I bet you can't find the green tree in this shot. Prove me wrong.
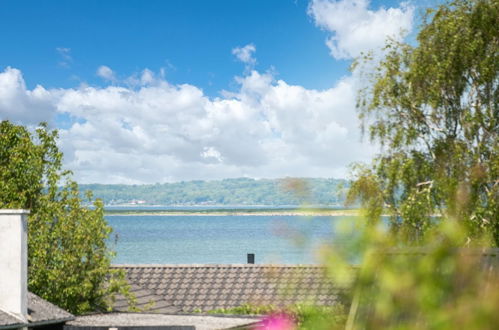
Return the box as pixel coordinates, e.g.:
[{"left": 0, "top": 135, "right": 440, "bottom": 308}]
[
  {"left": 349, "top": 0, "right": 498, "bottom": 244},
  {"left": 0, "top": 120, "right": 131, "bottom": 314}
]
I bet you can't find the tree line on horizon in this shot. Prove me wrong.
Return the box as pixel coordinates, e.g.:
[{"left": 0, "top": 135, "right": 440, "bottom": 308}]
[{"left": 79, "top": 177, "right": 349, "bottom": 206}]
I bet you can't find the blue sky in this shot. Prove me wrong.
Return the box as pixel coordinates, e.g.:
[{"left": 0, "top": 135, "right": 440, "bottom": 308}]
[
  {"left": 2, "top": 0, "right": 351, "bottom": 93},
  {"left": 0, "top": 0, "right": 436, "bottom": 184}
]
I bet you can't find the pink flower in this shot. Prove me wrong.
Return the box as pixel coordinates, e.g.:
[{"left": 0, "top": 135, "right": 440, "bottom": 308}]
[{"left": 254, "top": 312, "right": 297, "bottom": 330}]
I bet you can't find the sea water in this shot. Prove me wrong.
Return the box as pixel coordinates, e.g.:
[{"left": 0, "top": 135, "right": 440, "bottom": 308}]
[{"left": 106, "top": 214, "right": 354, "bottom": 264}]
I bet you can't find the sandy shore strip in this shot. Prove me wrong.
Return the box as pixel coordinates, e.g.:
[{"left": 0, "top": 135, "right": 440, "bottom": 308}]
[{"left": 104, "top": 209, "right": 360, "bottom": 216}]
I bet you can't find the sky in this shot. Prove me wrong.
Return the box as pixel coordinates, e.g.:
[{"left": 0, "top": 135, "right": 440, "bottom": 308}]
[{"left": 0, "top": 0, "right": 436, "bottom": 184}]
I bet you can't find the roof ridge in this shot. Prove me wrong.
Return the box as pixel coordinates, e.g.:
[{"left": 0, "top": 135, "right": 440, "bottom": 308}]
[
  {"left": 112, "top": 264, "right": 325, "bottom": 268},
  {"left": 0, "top": 308, "right": 26, "bottom": 324}
]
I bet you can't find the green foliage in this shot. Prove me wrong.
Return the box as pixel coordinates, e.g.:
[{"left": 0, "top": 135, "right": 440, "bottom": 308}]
[
  {"left": 0, "top": 121, "right": 60, "bottom": 209},
  {"left": 203, "top": 303, "right": 347, "bottom": 329},
  {"left": 79, "top": 177, "right": 349, "bottom": 206},
  {"left": 320, "top": 217, "right": 499, "bottom": 329},
  {"left": 351, "top": 0, "right": 498, "bottom": 244},
  {"left": 204, "top": 303, "right": 277, "bottom": 315},
  {"left": 320, "top": 2, "right": 499, "bottom": 328},
  {"left": 0, "top": 120, "right": 131, "bottom": 314}
]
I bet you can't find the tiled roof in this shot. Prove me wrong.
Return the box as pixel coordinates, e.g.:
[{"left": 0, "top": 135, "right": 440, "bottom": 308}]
[
  {"left": 0, "top": 292, "right": 74, "bottom": 329},
  {"left": 113, "top": 283, "right": 180, "bottom": 314},
  {"left": 112, "top": 264, "right": 349, "bottom": 313},
  {"left": 0, "top": 310, "right": 25, "bottom": 329},
  {"left": 27, "top": 292, "right": 74, "bottom": 325}
]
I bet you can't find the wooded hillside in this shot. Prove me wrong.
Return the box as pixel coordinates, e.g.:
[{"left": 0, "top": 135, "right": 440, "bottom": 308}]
[{"left": 79, "top": 177, "right": 348, "bottom": 206}]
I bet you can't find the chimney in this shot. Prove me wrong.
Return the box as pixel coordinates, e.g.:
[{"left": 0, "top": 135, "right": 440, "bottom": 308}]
[
  {"left": 247, "top": 253, "right": 255, "bottom": 264},
  {"left": 0, "top": 209, "right": 29, "bottom": 321}
]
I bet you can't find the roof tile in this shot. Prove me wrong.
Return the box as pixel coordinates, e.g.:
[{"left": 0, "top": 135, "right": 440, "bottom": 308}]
[{"left": 112, "top": 264, "right": 349, "bottom": 312}]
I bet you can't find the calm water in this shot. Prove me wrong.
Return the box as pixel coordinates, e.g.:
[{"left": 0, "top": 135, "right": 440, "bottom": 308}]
[{"left": 106, "top": 215, "right": 353, "bottom": 264}]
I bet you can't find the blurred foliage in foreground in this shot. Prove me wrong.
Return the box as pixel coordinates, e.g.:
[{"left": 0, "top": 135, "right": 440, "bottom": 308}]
[
  {"left": 201, "top": 303, "right": 347, "bottom": 329},
  {"left": 337, "top": 0, "right": 498, "bottom": 328},
  {"left": 321, "top": 218, "right": 499, "bottom": 329},
  {"left": 330, "top": 0, "right": 498, "bottom": 328}
]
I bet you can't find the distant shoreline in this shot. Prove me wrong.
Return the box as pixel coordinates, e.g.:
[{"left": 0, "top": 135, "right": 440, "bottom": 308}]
[{"left": 104, "top": 208, "right": 360, "bottom": 217}]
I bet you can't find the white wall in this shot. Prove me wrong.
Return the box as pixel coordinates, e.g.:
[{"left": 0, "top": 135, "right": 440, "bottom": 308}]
[{"left": 0, "top": 209, "right": 29, "bottom": 321}]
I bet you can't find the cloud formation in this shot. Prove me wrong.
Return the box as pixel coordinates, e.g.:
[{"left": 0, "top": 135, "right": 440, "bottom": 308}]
[
  {"left": 308, "top": 0, "right": 413, "bottom": 59},
  {"left": 0, "top": 67, "right": 54, "bottom": 125},
  {"left": 96, "top": 65, "right": 116, "bottom": 82},
  {"left": 0, "top": 65, "right": 374, "bottom": 183},
  {"left": 0, "top": 1, "right": 415, "bottom": 184},
  {"left": 232, "top": 44, "right": 257, "bottom": 68},
  {"left": 56, "top": 47, "right": 73, "bottom": 68}
]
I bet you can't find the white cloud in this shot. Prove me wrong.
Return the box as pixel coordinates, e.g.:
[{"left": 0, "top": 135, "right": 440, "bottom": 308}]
[
  {"left": 0, "top": 63, "right": 375, "bottom": 184},
  {"left": 232, "top": 44, "right": 257, "bottom": 68},
  {"left": 0, "top": 67, "right": 55, "bottom": 124},
  {"left": 201, "top": 146, "right": 223, "bottom": 163},
  {"left": 308, "top": 0, "right": 414, "bottom": 59},
  {"left": 0, "top": 1, "right": 419, "bottom": 184},
  {"left": 56, "top": 47, "right": 72, "bottom": 68},
  {"left": 140, "top": 69, "right": 155, "bottom": 85},
  {"left": 96, "top": 65, "right": 116, "bottom": 81}
]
